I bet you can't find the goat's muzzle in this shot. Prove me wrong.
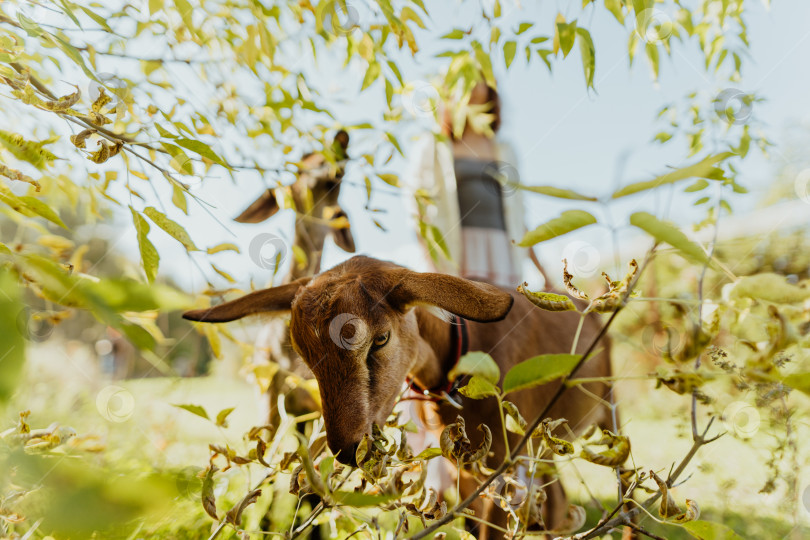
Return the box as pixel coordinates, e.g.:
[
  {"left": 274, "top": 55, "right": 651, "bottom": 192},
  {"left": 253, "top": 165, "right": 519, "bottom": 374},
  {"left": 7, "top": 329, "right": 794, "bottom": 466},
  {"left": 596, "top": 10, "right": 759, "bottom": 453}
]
[{"left": 334, "top": 441, "right": 359, "bottom": 467}]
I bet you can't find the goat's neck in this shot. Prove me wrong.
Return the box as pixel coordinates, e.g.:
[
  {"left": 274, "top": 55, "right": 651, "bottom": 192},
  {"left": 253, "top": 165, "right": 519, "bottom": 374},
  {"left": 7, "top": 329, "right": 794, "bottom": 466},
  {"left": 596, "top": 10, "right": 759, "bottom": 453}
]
[{"left": 409, "top": 307, "right": 456, "bottom": 390}]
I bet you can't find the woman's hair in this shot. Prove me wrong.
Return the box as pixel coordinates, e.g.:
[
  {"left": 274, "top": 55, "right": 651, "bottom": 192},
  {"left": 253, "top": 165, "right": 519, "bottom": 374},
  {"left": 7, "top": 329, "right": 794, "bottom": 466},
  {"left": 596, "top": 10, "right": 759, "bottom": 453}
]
[{"left": 440, "top": 82, "right": 501, "bottom": 139}]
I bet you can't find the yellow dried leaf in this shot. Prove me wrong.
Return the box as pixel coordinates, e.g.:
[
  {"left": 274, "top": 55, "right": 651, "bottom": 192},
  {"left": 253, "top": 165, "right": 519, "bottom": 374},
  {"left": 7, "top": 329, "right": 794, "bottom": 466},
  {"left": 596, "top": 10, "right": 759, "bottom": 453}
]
[
  {"left": 0, "top": 163, "right": 39, "bottom": 190},
  {"left": 37, "top": 234, "right": 74, "bottom": 254},
  {"left": 70, "top": 128, "right": 96, "bottom": 149},
  {"left": 89, "top": 140, "right": 110, "bottom": 163},
  {"left": 517, "top": 282, "right": 578, "bottom": 312},
  {"left": 671, "top": 498, "right": 700, "bottom": 523},
  {"left": 562, "top": 259, "right": 589, "bottom": 300},
  {"left": 579, "top": 428, "right": 631, "bottom": 467},
  {"left": 42, "top": 85, "right": 81, "bottom": 112},
  {"left": 0, "top": 130, "right": 58, "bottom": 169},
  {"left": 91, "top": 86, "right": 112, "bottom": 112},
  {"left": 650, "top": 470, "right": 682, "bottom": 519},
  {"left": 540, "top": 418, "right": 574, "bottom": 456}
]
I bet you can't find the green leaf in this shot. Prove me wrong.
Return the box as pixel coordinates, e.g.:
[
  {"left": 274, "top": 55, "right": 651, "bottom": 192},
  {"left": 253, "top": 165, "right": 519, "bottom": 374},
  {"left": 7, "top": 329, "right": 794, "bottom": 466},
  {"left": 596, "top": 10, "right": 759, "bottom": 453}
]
[
  {"left": 681, "top": 520, "right": 744, "bottom": 540},
  {"left": 77, "top": 5, "right": 113, "bottom": 32},
  {"left": 518, "top": 210, "right": 597, "bottom": 247},
  {"left": 18, "top": 196, "right": 67, "bottom": 228},
  {"left": 384, "top": 78, "right": 393, "bottom": 107},
  {"left": 331, "top": 491, "right": 398, "bottom": 507},
  {"left": 386, "top": 132, "right": 404, "bottom": 156},
  {"left": 576, "top": 28, "right": 596, "bottom": 88},
  {"left": 361, "top": 62, "right": 381, "bottom": 90},
  {"left": 728, "top": 273, "right": 810, "bottom": 304},
  {"left": 645, "top": 42, "right": 660, "bottom": 80},
  {"left": 175, "top": 138, "right": 227, "bottom": 167},
  {"left": 51, "top": 34, "right": 94, "bottom": 78},
  {"left": 0, "top": 131, "right": 58, "bottom": 168},
  {"left": 448, "top": 351, "right": 501, "bottom": 384},
  {"left": 156, "top": 124, "right": 176, "bottom": 139},
  {"left": 472, "top": 41, "right": 495, "bottom": 87},
  {"left": 537, "top": 48, "right": 554, "bottom": 70},
  {"left": 518, "top": 286, "right": 578, "bottom": 312},
  {"left": 684, "top": 179, "right": 709, "bottom": 192},
  {"left": 378, "top": 173, "right": 399, "bottom": 187},
  {"left": 612, "top": 153, "right": 732, "bottom": 198},
  {"left": 161, "top": 143, "right": 194, "bottom": 175},
  {"left": 119, "top": 322, "right": 157, "bottom": 352},
  {"left": 654, "top": 131, "right": 673, "bottom": 143},
  {"left": 319, "top": 455, "right": 335, "bottom": 486},
  {"left": 215, "top": 407, "right": 235, "bottom": 427},
  {"left": 503, "top": 354, "right": 581, "bottom": 394},
  {"left": 629, "top": 212, "right": 709, "bottom": 265},
  {"left": 442, "top": 29, "right": 466, "bottom": 40},
  {"left": 173, "top": 403, "right": 210, "bottom": 420},
  {"left": 414, "top": 447, "right": 443, "bottom": 460},
  {"left": 604, "top": 0, "right": 625, "bottom": 24},
  {"left": 0, "top": 270, "right": 25, "bottom": 403},
  {"left": 144, "top": 206, "right": 198, "bottom": 251},
  {"left": 207, "top": 243, "right": 240, "bottom": 255},
  {"left": 556, "top": 18, "right": 578, "bottom": 57},
  {"left": 516, "top": 22, "right": 533, "bottom": 35},
  {"left": 503, "top": 40, "right": 517, "bottom": 68},
  {"left": 171, "top": 182, "right": 188, "bottom": 214},
  {"left": 516, "top": 184, "right": 596, "bottom": 201},
  {"left": 131, "top": 208, "right": 159, "bottom": 283},
  {"left": 84, "top": 279, "right": 190, "bottom": 312},
  {"left": 17, "top": 13, "right": 43, "bottom": 36},
  {"left": 783, "top": 373, "right": 810, "bottom": 397},
  {"left": 175, "top": 0, "right": 194, "bottom": 29},
  {"left": 458, "top": 376, "right": 500, "bottom": 399}
]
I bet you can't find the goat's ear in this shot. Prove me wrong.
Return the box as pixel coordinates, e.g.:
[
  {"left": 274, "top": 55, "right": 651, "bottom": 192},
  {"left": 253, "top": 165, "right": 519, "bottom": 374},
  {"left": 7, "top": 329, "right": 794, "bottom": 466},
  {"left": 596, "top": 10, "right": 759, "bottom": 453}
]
[
  {"left": 234, "top": 189, "right": 280, "bottom": 224},
  {"left": 331, "top": 208, "right": 356, "bottom": 253},
  {"left": 391, "top": 271, "right": 513, "bottom": 323},
  {"left": 183, "top": 277, "right": 310, "bottom": 323}
]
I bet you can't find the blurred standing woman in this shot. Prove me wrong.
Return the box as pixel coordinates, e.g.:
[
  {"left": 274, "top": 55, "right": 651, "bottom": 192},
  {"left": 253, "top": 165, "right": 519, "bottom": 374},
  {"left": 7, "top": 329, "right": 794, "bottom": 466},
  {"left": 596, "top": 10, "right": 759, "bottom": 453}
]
[{"left": 409, "top": 79, "right": 525, "bottom": 288}]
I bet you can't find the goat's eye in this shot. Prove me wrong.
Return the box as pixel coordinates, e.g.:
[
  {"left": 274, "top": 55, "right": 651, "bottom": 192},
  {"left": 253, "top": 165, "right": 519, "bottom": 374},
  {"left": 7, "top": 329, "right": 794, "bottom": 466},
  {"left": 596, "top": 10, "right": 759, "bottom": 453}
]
[{"left": 372, "top": 332, "right": 390, "bottom": 349}]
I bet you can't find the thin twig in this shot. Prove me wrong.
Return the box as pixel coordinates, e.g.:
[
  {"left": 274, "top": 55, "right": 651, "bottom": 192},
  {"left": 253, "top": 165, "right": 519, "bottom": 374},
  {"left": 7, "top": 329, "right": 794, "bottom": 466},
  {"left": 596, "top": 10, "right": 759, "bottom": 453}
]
[
  {"left": 692, "top": 187, "right": 723, "bottom": 440},
  {"left": 627, "top": 523, "right": 667, "bottom": 540},
  {"left": 206, "top": 522, "right": 227, "bottom": 540}
]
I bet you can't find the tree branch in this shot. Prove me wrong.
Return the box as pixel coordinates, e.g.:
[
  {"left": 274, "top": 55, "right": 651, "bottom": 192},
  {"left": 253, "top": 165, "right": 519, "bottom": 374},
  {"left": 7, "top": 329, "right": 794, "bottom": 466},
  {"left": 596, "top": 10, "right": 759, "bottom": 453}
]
[{"left": 571, "top": 417, "right": 722, "bottom": 539}]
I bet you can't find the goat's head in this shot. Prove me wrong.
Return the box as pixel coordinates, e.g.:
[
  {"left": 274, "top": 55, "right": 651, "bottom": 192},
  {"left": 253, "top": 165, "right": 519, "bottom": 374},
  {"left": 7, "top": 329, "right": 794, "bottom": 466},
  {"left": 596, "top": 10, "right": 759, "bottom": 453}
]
[{"left": 183, "top": 256, "right": 513, "bottom": 465}]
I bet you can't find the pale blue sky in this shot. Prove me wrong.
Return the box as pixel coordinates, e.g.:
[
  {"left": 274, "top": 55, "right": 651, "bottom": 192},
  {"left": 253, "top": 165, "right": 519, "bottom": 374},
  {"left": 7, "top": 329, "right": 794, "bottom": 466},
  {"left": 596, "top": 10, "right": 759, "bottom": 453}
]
[{"left": 99, "top": 0, "right": 810, "bottom": 292}]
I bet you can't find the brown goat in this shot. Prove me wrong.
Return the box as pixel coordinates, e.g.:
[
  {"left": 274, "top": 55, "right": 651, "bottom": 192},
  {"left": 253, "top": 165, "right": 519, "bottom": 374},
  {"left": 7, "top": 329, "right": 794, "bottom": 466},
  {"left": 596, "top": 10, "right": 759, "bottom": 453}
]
[
  {"left": 184, "top": 256, "right": 620, "bottom": 537},
  {"left": 236, "top": 130, "right": 356, "bottom": 426}
]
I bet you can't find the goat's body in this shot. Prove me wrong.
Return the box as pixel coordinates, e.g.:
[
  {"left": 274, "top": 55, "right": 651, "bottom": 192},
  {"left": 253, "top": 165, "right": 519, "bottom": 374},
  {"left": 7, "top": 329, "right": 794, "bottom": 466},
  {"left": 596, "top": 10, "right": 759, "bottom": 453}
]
[{"left": 412, "top": 290, "right": 613, "bottom": 537}]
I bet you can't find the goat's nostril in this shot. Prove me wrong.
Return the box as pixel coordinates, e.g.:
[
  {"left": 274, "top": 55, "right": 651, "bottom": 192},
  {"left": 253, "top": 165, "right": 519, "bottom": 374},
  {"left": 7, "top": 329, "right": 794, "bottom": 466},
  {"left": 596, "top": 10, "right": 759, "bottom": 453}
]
[{"left": 335, "top": 441, "right": 359, "bottom": 467}]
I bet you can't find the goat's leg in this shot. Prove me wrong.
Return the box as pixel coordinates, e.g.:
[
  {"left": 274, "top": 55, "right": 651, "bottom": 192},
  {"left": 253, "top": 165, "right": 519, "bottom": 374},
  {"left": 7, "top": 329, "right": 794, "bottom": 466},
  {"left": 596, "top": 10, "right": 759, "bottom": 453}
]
[{"left": 540, "top": 471, "right": 570, "bottom": 535}]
